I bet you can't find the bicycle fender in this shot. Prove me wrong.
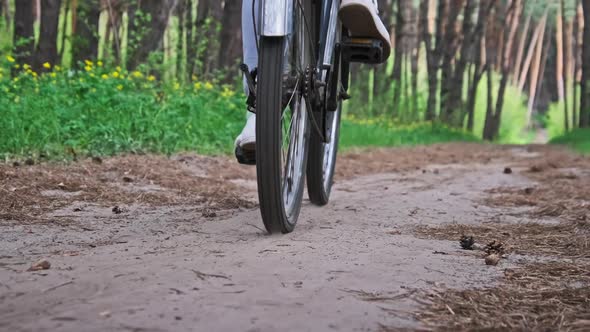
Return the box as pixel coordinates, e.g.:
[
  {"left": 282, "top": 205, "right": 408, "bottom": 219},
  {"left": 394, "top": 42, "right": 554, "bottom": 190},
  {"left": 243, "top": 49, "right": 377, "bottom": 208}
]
[{"left": 260, "top": 0, "right": 294, "bottom": 37}]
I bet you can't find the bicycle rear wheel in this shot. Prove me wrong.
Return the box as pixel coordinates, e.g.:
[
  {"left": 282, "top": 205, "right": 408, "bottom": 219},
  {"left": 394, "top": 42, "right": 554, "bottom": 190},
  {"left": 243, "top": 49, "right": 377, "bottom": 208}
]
[
  {"left": 256, "top": 1, "right": 315, "bottom": 233},
  {"left": 307, "top": 25, "right": 346, "bottom": 206}
]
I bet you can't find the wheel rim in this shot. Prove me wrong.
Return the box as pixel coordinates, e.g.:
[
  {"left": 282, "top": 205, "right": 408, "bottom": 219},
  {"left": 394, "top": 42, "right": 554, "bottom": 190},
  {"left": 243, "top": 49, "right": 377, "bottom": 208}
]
[
  {"left": 321, "top": 106, "right": 340, "bottom": 192},
  {"left": 279, "top": 3, "right": 313, "bottom": 222}
]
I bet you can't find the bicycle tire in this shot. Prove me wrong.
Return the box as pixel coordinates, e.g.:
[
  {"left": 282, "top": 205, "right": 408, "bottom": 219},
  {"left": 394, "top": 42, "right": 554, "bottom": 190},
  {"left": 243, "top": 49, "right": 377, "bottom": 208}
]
[{"left": 256, "top": 36, "right": 310, "bottom": 234}]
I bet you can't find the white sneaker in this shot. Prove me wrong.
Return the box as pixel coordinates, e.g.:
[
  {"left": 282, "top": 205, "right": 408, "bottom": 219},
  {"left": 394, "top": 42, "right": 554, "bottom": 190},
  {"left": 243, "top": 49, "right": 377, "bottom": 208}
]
[
  {"left": 235, "top": 114, "right": 256, "bottom": 165},
  {"left": 339, "top": 0, "right": 391, "bottom": 61}
]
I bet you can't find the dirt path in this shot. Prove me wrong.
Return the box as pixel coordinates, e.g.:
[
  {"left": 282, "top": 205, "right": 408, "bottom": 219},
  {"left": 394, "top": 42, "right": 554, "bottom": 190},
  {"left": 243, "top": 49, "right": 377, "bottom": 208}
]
[{"left": 1, "top": 144, "right": 588, "bottom": 331}]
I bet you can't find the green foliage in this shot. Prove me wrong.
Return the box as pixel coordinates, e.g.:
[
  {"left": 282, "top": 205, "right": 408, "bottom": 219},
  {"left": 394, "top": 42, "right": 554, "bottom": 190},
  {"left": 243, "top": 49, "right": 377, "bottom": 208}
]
[
  {"left": 550, "top": 128, "right": 590, "bottom": 154},
  {"left": 340, "top": 116, "right": 479, "bottom": 149},
  {"left": 545, "top": 86, "right": 578, "bottom": 139},
  {"left": 0, "top": 57, "right": 482, "bottom": 160},
  {"left": 0, "top": 59, "right": 244, "bottom": 159},
  {"left": 472, "top": 74, "right": 533, "bottom": 144}
]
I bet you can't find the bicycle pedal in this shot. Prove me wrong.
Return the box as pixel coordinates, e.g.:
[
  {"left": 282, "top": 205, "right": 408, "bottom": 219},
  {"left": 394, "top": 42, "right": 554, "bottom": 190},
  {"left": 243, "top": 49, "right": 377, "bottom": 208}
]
[
  {"left": 341, "top": 38, "right": 384, "bottom": 64},
  {"left": 235, "top": 145, "right": 256, "bottom": 165}
]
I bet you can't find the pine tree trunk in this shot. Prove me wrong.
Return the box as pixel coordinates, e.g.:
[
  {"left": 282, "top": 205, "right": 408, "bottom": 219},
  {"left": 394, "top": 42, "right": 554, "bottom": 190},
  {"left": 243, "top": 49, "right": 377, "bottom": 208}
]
[
  {"left": 13, "top": 0, "right": 35, "bottom": 67},
  {"left": 518, "top": 12, "right": 548, "bottom": 93},
  {"left": 0, "top": 0, "right": 9, "bottom": 26},
  {"left": 185, "top": 0, "right": 195, "bottom": 79},
  {"left": 439, "top": 0, "right": 464, "bottom": 126},
  {"left": 580, "top": 1, "right": 590, "bottom": 127},
  {"left": 218, "top": 0, "right": 242, "bottom": 75},
  {"left": 35, "top": 0, "right": 62, "bottom": 72},
  {"left": 72, "top": 0, "right": 101, "bottom": 65},
  {"left": 559, "top": 0, "right": 570, "bottom": 131},
  {"left": 176, "top": 0, "right": 185, "bottom": 79},
  {"left": 391, "top": 0, "right": 407, "bottom": 113},
  {"left": 127, "top": 0, "right": 176, "bottom": 71},
  {"left": 526, "top": 15, "right": 548, "bottom": 128}
]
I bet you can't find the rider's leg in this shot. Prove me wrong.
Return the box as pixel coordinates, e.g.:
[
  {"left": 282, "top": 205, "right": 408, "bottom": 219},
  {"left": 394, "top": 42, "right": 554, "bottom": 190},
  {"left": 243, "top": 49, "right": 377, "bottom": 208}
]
[
  {"left": 235, "top": 0, "right": 258, "bottom": 159},
  {"left": 339, "top": 0, "right": 391, "bottom": 59}
]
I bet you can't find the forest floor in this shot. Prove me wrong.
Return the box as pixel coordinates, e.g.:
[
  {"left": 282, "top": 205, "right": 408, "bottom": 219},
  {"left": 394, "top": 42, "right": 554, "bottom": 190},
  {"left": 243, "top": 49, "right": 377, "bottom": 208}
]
[{"left": 1, "top": 143, "right": 589, "bottom": 331}]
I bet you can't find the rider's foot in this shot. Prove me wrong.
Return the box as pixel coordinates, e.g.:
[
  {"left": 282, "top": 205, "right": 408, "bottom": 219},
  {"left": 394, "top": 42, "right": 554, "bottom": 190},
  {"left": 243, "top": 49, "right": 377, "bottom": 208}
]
[
  {"left": 235, "top": 114, "right": 256, "bottom": 165},
  {"left": 339, "top": 0, "right": 391, "bottom": 61}
]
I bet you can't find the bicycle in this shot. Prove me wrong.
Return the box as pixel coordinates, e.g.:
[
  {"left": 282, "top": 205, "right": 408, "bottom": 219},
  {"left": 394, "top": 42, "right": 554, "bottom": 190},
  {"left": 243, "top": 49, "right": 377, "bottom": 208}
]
[{"left": 241, "top": 0, "right": 385, "bottom": 233}]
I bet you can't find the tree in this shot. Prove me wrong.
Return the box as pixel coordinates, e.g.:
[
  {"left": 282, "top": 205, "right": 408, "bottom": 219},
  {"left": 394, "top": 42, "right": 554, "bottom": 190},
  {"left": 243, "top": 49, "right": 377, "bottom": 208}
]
[
  {"left": 34, "top": 0, "right": 62, "bottom": 71},
  {"left": 127, "top": 0, "right": 177, "bottom": 71},
  {"left": 218, "top": 1, "right": 242, "bottom": 76},
  {"left": 580, "top": 0, "right": 590, "bottom": 127},
  {"left": 13, "top": 0, "right": 35, "bottom": 67},
  {"left": 72, "top": 0, "right": 101, "bottom": 64}
]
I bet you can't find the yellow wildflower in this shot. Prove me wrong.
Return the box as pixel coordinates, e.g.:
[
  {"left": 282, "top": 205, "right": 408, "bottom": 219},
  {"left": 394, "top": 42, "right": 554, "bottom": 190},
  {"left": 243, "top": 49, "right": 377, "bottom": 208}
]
[
  {"left": 84, "top": 65, "right": 92, "bottom": 72},
  {"left": 55, "top": 65, "right": 62, "bottom": 71},
  {"left": 31, "top": 72, "right": 38, "bottom": 78},
  {"left": 97, "top": 61, "right": 103, "bottom": 67},
  {"left": 174, "top": 82, "right": 180, "bottom": 90},
  {"left": 14, "top": 64, "right": 20, "bottom": 69},
  {"left": 101, "top": 74, "right": 109, "bottom": 80},
  {"left": 6, "top": 55, "right": 15, "bottom": 63},
  {"left": 147, "top": 75, "right": 156, "bottom": 82},
  {"left": 194, "top": 82, "right": 202, "bottom": 90},
  {"left": 89, "top": 73, "right": 95, "bottom": 77},
  {"left": 43, "top": 62, "right": 51, "bottom": 69},
  {"left": 204, "top": 82, "right": 214, "bottom": 90},
  {"left": 221, "top": 87, "right": 235, "bottom": 98},
  {"left": 132, "top": 71, "right": 143, "bottom": 79},
  {"left": 23, "top": 64, "right": 31, "bottom": 70},
  {"left": 13, "top": 77, "right": 19, "bottom": 83},
  {"left": 112, "top": 71, "right": 120, "bottom": 78},
  {"left": 117, "top": 85, "right": 123, "bottom": 91},
  {"left": 84, "top": 60, "right": 93, "bottom": 66},
  {"left": 50, "top": 73, "right": 57, "bottom": 78},
  {"left": 116, "top": 66, "right": 122, "bottom": 72}
]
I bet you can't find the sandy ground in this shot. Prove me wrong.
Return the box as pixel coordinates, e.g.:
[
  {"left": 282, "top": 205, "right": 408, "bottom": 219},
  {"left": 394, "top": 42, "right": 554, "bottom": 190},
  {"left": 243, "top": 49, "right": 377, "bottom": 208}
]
[{"left": 1, "top": 144, "right": 588, "bottom": 331}]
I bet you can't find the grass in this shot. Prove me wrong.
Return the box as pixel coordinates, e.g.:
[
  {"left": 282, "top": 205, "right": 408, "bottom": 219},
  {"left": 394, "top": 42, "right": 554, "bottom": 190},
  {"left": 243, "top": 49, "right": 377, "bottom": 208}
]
[
  {"left": 550, "top": 128, "right": 590, "bottom": 154},
  {"left": 340, "top": 117, "right": 478, "bottom": 150},
  {"left": 0, "top": 59, "right": 482, "bottom": 160}
]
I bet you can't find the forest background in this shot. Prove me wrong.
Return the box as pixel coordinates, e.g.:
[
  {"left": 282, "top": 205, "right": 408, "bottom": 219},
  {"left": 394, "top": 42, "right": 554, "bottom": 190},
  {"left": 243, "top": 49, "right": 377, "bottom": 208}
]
[{"left": 0, "top": 0, "right": 589, "bottom": 159}]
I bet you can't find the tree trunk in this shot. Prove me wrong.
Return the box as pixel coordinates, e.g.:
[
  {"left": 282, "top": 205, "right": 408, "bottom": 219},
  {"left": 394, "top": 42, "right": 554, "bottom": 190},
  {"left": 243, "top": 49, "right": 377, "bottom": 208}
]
[
  {"left": 373, "top": 0, "right": 392, "bottom": 105},
  {"left": 185, "top": 0, "right": 195, "bottom": 79},
  {"left": 512, "top": 13, "right": 531, "bottom": 84},
  {"left": 35, "top": 0, "right": 62, "bottom": 72},
  {"left": 127, "top": 0, "right": 176, "bottom": 71},
  {"left": 58, "top": 0, "right": 70, "bottom": 64},
  {"left": 195, "top": 0, "right": 222, "bottom": 75},
  {"left": 580, "top": 0, "right": 590, "bottom": 127},
  {"left": 2, "top": 0, "right": 10, "bottom": 27},
  {"left": 488, "top": 0, "right": 520, "bottom": 140},
  {"left": 391, "top": 0, "right": 407, "bottom": 113},
  {"left": 72, "top": 0, "right": 101, "bottom": 65},
  {"left": 218, "top": 0, "right": 242, "bottom": 75},
  {"left": 439, "top": 0, "right": 464, "bottom": 126},
  {"left": 465, "top": 0, "right": 491, "bottom": 131},
  {"left": 559, "top": 0, "right": 569, "bottom": 131},
  {"left": 526, "top": 15, "right": 548, "bottom": 128},
  {"left": 518, "top": 12, "right": 548, "bottom": 93},
  {"left": 483, "top": 65, "right": 495, "bottom": 140},
  {"left": 176, "top": 0, "right": 185, "bottom": 78},
  {"left": 13, "top": 0, "right": 36, "bottom": 67}
]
